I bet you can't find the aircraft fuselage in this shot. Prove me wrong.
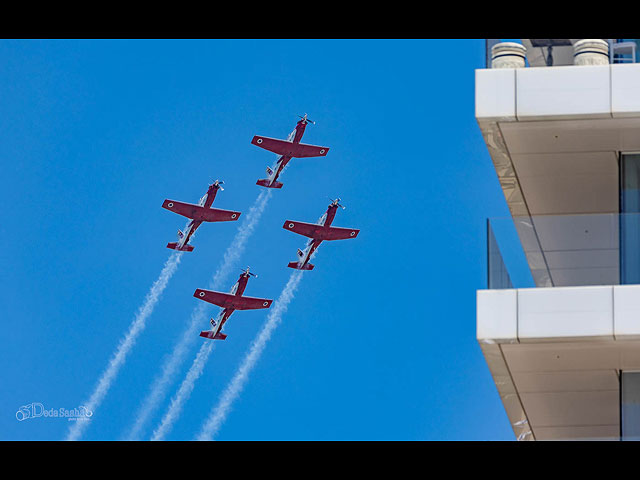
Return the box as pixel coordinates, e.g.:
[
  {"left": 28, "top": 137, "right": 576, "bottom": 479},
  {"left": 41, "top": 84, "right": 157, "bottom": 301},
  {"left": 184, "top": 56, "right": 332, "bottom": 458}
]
[{"left": 176, "top": 183, "right": 220, "bottom": 249}]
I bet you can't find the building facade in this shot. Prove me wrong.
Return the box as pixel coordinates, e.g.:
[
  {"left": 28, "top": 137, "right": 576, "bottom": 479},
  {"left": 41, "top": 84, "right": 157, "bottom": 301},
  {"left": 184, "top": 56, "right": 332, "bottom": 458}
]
[{"left": 476, "top": 39, "right": 640, "bottom": 440}]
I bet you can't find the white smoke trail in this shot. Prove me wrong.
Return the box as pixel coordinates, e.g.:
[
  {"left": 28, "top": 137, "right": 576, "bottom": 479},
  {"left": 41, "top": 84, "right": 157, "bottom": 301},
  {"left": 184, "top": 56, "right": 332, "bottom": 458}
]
[
  {"left": 151, "top": 341, "right": 214, "bottom": 440},
  {"left": 124, "top": 189, "right": 272, "bottom": 440},
  {"left": 195, "top": 269, "right": 304, "bottom": 441},
  {"left": 65, "top": 250, "right": 183, "bottom": 441}
]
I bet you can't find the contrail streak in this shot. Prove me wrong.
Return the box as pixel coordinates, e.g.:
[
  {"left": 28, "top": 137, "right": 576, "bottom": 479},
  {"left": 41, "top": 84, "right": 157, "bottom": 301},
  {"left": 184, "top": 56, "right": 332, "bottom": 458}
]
[
  {"left": 195, "top": 269, "right": 304, "bottom": 441},
  {"left": 151, "top": 341, "right": 214, "bottom": 440},
  {"left": 65, "top": 250, "right": 183, "bottom": 441},
  {"left": 124, "top": 189, "right": 272, "bottom": 440}
]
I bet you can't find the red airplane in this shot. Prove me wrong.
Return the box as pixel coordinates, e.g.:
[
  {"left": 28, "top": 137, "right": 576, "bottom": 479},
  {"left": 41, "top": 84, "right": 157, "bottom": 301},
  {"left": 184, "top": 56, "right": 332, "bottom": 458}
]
[
  {"left": 283, "top": 198, "right": 360, "bottom": 270},
  {"left": 194, "top": 267, "right": 273, "bottom": 340},
  {"left": 161, "top": 180, "right": 241, "bottom": 252},
  {"left": 252, "top": 114, "right": 330, "bottom": 189}
]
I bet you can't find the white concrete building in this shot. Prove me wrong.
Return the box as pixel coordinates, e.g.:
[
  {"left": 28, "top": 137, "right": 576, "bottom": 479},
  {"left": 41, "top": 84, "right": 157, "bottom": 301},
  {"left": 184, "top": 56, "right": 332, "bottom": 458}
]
[{"left": 476, "top": 39, "right": 640, "bottom": 440}]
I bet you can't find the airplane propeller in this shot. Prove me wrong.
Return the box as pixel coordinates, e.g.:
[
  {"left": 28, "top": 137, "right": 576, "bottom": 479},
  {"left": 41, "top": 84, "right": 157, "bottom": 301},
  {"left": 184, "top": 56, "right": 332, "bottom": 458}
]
[
  {"left": 241, "top": 266, "right": 258, "bottom": 278},
  {"left": 329, "top": 197, "right": 346, "bottom": 210},
  {"left": 298, "top": 113, "right": 315, "bottom": 125},
  {"left": 213, "top": 179, "right": 225, "bottom": 191}
]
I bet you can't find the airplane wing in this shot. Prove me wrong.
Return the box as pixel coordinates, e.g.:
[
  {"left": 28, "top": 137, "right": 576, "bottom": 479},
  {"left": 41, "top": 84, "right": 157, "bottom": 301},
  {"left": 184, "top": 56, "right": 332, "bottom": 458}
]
[
  {"left": 283, "top": 221, "right": 359, "bottom": 241},
  {"left": 231, "top": 295, "right": 274, "bottom": 310},
  {"left": 320, "top": 226, "right": 360, "bottom": 241},
  {"left": 251, "top": 136, "right": 329, "bottom": 158},
  {"left": 194, "top": 289, "right": 273, "bottom": 310},
  {"left": 282, "top": 220, "right": 320, "bottom": 239},
  {"left": 162, "top": 200, "right": 241, "bottom": 222}
]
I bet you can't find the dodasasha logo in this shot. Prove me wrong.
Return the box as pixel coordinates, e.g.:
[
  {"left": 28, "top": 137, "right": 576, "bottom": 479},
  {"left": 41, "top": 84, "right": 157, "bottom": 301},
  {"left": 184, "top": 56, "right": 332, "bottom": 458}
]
[{"left": 16, "top": 402, "right": 93, "bottom": 422}]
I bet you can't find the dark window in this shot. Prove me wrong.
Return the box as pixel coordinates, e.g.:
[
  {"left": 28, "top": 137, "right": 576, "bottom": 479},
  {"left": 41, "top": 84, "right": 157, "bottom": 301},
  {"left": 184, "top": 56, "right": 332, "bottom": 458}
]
[
  {"left": 621, "top": 371, "right": 640, "bottom": 440},
  {"left": 620, "top": 154, "right": 640, "bottom": 284}
]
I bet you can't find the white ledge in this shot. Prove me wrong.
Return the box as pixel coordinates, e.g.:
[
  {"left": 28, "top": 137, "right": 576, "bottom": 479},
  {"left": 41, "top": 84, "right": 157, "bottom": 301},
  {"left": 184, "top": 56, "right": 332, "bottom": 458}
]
[
  {"left": 476, "top": 64, "right": 640, "bottom": 122},
  {"left": 477, "top": 284, "right": 640, "bottom": 343}
]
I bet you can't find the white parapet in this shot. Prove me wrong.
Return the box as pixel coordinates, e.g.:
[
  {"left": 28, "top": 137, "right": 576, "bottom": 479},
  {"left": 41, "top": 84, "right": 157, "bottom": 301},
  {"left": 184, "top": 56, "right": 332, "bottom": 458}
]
[
  {"left": 475, "top": 68, "right": 516, "bottom": 122},
  {"left": 517, "top": 286, "right": 614, "bottom": 342},
  {"left": 477, "top": 284, "right": 640, "bottom": 343},
  {"left": 476, "top": 63, "right": 640, "bottom": 122},
  {"left": 613, "top": 285, "right": 640, "bottom": 339},
  {"left": 611, "top": 63, "right": 640, "bottom": 117},
  {"left": 476, "top": 289, "right": 518, "bottom": 343},
  {"left": 516, "top": 65, "right": 611, "bottom": 120}
]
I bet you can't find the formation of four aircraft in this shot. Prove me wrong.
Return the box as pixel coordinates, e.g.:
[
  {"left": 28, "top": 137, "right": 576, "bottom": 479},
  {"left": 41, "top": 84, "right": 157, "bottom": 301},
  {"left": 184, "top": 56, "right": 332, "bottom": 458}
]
[{"left": 161, "top": 115, "right": 360, "bottom": 341}]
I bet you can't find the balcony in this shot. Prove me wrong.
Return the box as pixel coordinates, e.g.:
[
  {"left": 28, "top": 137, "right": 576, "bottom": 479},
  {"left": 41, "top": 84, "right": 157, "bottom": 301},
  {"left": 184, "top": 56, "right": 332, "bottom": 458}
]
[{"left": 479, "top": 212, "right": 640, "bottom": 440}]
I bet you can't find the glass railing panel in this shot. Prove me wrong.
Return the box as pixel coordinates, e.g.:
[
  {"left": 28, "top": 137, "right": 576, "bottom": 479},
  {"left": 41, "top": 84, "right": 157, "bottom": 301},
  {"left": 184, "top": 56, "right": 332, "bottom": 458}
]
[
  {"left": 487, "top": 219, "right": 513, "bottom": 289},
  {"left": 487, "top": 216, "right": 535, "bottom": 289},
  {"left": 487, "top": 213, "right": 640, "bottom": 289}
]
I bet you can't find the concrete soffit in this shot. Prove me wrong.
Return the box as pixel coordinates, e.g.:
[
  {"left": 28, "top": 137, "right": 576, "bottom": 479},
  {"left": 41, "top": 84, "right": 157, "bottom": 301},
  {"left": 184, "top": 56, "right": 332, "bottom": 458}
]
[
  {"left": 480, "top": 342, "right": 535, "bottom": 440},
  {"left": 478, "top": 120, "right": 531, "bottom": 219}
]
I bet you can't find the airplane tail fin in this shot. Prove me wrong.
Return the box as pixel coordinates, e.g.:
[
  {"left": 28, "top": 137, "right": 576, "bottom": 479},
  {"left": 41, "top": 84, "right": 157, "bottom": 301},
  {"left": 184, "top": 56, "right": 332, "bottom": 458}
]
[
  {"left": 167, "top": 242, "right": 194, "bottom": 252},
  {"left": 287, "top": 261, "right": 314, "bottom": 270},
  {"left": 256, "top": 179, "right": 283, "bottom": 189},
  {"left": 200, "top": 330, "right": 227, "bottom": 340}
]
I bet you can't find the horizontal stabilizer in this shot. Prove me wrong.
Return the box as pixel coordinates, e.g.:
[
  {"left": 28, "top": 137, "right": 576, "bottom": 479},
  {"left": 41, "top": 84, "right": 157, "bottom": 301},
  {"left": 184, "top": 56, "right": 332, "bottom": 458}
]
[
  {"left": 283, "top": 220, "right": 360, "bottom": 241},
  {"left": 251, "top": 135, "right": 329, "bottom": 158},
  {"left": 200, "top": 330, "right": 227, "bottom": 340},
  {"left": 256, "top": 179, "right": 283, "bottom": 189},
  {"left": 194, "top": 289, "right": 273, "bottom": 310},
  {"left": 162, "top": 199, "right": 241, "bottom": 222},
  {"left": 287, "top": 261, "right": 314, "bottom": 270},
  {"left": 167, "top": 242, "right": 194, "bottom": 252}
]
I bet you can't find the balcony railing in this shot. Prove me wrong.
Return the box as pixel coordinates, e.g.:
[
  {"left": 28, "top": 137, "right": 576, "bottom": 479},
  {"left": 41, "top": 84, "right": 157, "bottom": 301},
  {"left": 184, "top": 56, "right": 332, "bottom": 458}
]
[{"left": 487, "top": 213, "right": 640, "bottom": 289}]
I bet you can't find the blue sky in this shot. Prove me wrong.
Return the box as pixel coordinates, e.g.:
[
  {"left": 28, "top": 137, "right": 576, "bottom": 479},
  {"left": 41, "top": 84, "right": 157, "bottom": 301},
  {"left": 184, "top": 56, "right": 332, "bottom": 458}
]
[{"left": 0, "top": 39, "right": 516, "bottom": 440}]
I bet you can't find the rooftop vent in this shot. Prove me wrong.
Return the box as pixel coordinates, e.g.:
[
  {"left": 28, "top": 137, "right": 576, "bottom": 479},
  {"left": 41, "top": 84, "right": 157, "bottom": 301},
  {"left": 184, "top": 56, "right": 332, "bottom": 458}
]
[
  {"left": 573, "top": 39, "right": 610, "bottom": 65},
  {"left": 491, "top": 42, "right": 527, "bottom": 69}
]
